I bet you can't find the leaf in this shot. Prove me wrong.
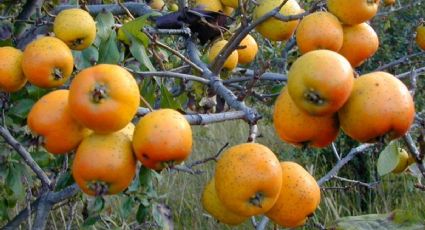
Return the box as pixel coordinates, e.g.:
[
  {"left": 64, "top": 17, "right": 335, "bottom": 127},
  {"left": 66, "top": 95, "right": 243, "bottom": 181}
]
[
  {"left": 329, "top": 210, "right": 425, "bottom": 230},
  {"left": 31, "top": 150, "right": 51, "bottom": 168},
  {"left": 95, "top": 11, "right": 115, "bottom": 41},
  {"left": 8, "top": 99, "right": 35, "bottom": 119},
  {"left": 377, "top": 140, "right": 400, "bottom": 176},
  {"left": 98, "top": 31, "right": 120, "bottom": 64},
  {"left": 0, "top": 198, "right": 8, "bottom": 221},
  {"left": 26, "top": 85, "right": 48, "bottom": 99},
  {"left": 139, "top": 166, "right": 153, "bottom": 189},
  {"left": 6, "top": 163, "right": 25, "bottom": 200},
  {"left": 91, "top": 196, "right": 105, "bottom": 213},
  {"left": 119, "top": 14, "right": 158, "bottom": 47},
  {"left": 119, "top": 196, "right": 134, "bottom": 219},
  {"left": 160, "top": 85, "right": 182, "bottom": 110},
  {"left": 140, "top": 78, "right": 157, "bottom": 107},
  {"left": 129, "top": 39, "right": 156, "bottom": 71},
  {"left": 54, "top": 171, "right": 74, "bottom": 191},
  {"left": 72, "top": 46, "right": 99, "bottom": 70},
  {"left": 136, "top": 203, "right": 150, "bottom": 223},
  {"left": 82, "top": 215, "right": 101, "bottom": 227}
]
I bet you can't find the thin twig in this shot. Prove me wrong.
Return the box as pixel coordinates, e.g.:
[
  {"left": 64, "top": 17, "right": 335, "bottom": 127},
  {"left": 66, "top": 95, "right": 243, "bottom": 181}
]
[
  {"left": 331, "top": 142, "right": 341, "bottom": 161},
  {"left": 375, "top": 52, "right": 425, "bottom": 71},
  {"left": 403, "top": 133, "right": 425, "bottom": 180},
  {"left": 128, "top": 69, "right": 210, "bottom": 84}
]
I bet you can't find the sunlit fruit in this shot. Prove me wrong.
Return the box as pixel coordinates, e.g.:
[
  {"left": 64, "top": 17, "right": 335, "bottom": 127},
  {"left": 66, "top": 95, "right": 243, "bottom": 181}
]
[
  {"left": 392, "top": 148, "right": 409, "bottom": 174},
  {"left": 195, "top": 0, "right": 223, "bottom": 12},
  {"left": 208, "top": 40, "right": 239, "bottom": 70},
  {"left": 416, "top": 24, "right": 425, "bottom": 51},
  {"left": 0, "top": 46, "right": 27, "bottom": 92},
  {"left": 327, "top": 0, "right": 380, "bottom": 25},
  {"left": 237, "top": 34, "right": 258, "bottom": 64},
  {"left": 150, "top": 0, "right": 165, "bottom": 10}
]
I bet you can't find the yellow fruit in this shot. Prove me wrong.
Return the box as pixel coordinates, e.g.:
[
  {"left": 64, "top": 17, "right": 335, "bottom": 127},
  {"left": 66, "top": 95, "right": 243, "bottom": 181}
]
[
  {"left": 237, "top": 34, "right": 258, "bottom": 64},
  {"left": 119, "top": 122, "right": 135, "bottom": 140},
  {"left": 215, "top": 143, "right": 282, "bottom": 216},
  {"left": 150, "top": 0, "right": 165, "bottom": 10},
  {"left": 169, "top": 3, "right": 179, "bottom": 11},
  {"left": 196, "top": 0, "right": 223, "bottom": 12},
  {"left": 202, "top": 178, "right": 248, "bottom": 225},
  {"left": 221, "top": 0, "right": 237, "bottom": 8},
  {"left": 392, "top": 148, "right": 409, "bottom": 174},
  {"left": 223, "top": 6, "right": 234, "bottom": 16},
  {"left": 254, "top": 0, "right": 302, "bottom": 41},
  {"left": 53, "top": 8, "right": 96, "bottom": 50},
  {"left": 266, "top": 162, "right": 321, "bottom": 228},
  {"left": 327, "top": 0, "right": 380, "bottom": 25},
  {"left": 208, "top": 40, "right": 238, "bottom": 70},
  {"left": 416, "top": 24, "right": 425, "bottom": 51},
  {"left": 0, "top": 47, "right": 27, "bottom": 92}
]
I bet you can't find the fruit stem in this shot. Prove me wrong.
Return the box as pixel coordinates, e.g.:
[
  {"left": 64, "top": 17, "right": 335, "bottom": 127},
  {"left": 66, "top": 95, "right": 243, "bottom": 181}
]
[
  {"left": 91, "top": 84, "right": 108, "bottom": 103},
  {"left": 249, "top": 192, "right": 264, "bottom": 208},
  {"left": 88, "top": 181, "right": 109, "bottom": 196},
  {"left": 304, "top": 89, "right": 325, "bottom": 105}
]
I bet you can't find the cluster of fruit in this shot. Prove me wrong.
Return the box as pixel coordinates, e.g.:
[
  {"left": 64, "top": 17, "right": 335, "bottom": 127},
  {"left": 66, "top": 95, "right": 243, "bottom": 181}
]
[{"left": 202, "top": 143, "right": 320, "bottom": 228}]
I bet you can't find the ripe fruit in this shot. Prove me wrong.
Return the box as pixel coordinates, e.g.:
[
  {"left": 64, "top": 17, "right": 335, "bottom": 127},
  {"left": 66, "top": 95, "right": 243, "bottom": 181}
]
[
  {"left": 327, "top": 0, "right": 380, "bottom": 25},
  {"left": 27, "top": 90, "right": 91, "bottom": 154},
  {"left": 53, "top": 8, "right": 96, "bottom": 50},
  {"left": 383, "top": 0, "right": 396, "bottom": 6},
  {"left": 392, "top": 148, "right": 409, "bottom": 174},
  {"left": 22, "top": 36, "right": 74, "bottom": 88},
  {"left": 273, "top": 87, "right": 339, "bottom": 148},
  {"left": 416, "top": 24, "right": 425, "bottom": 51},
  {"left": 295, "top": 11, "right": 343, "bottom": 54},
  {"left": 72, "top": 132, "right": 137, "bottom": 196},
  {"left": 338, "top": 72, "right": 415, "bottom": 142},
  {"left": 68, "top": 64, "right": 140, "bottom": 134},
  {"left": 132, "top": 109, "right": 192, "bottom": 170},
  {"left": 202, "top": 178, "right": 248, "bottom": 225},
  {"left": 0, "top": 47, "right": 27, "bottom": 92},
  {"left": 220, "top": 0, "right": 237, "bottom": 8},
  {"left": 150, "top": 0, "right": 165, "bottom": 10},
  {"left": 195, "top": 0, "right": 223, "bottom": 12},
  {"left": 254, "top": 0, "right": 302, "bottom": 41},
  {"left": 215, "top": 143, "right": 282, "bottom": 216},
  {"left": 223, "top": 6, "right": 234, "bottom": 16},
  {"left": 287, "top": 49, "right": 354, "bottom": 116},
  {"left": 119, "top": 122, "right": 135, "bottom": 140},
  {"left": 208, "top": 40, "right": 238, "bottom": 70},
  {"left": 169, "top": 3, "right": 179, "bottom": 11},
  {"left": 266, "top": 162, "right": 320, "bottom": 228},
  {"left": 237, "top": 34, "right": 258, "bottom": 64},
  {"left": 338, "top": 23, "right": 379, "bottom": 67}
]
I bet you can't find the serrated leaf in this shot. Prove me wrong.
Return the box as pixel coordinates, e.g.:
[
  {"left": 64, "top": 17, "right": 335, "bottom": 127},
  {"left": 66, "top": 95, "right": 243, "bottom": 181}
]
[
  {"left": 329, "top": 210, "right": 425, "bottom": 230},
  {"left": 129, "top": 39, "right": 156, "bottom": 71},
  {"left": 72, "top": 46, "right": 99, "bottom": 70},
  {"left": 377, "top": 140, "right": 400, "bottom": 176},
  {"left": 98, "top": 31, "right": 120, "bottom": 64},
  {"left": 95, "top": 11, "right": 115, "bottom": 41},
  {"left": 8, "top": 99, "right": 35, "bottom": 119},
  {"left": 160, "top": 85, "right": 181, "bottom": 110}
]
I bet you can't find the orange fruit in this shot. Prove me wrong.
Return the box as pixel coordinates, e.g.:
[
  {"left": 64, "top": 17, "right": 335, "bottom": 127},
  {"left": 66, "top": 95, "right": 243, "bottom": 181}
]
[
  {"left": 220, "top": 0, "right": 237, "bottom": 8},
  {"left": 223, "top": 6, "right": 234, "bottom": 16},
  {"left": 53, "top": 8, "right": 96, "bottom": 50},
  {"left": 208, "top": 40, "right": 239, "bottom": 70},
  {"left": 150, "top": 0, "right": 165, "bottom": 10},
  {"left": 416, "top": 24, "right": 425, "bottom": 51},
  {"left": 72, "top": 132, "right": 137, "bottom": 196},
  {"left": 237, "top": 34, "right": 258, "bottom": 64},
  {"left": 254, "top": 0, "right": 302, "bottom": 41},
  {"left": 295, "top": 11, "right": 343, "bottom": 54},
  {"left": 132, "top": 109, "right": 192, "bottom": 170},
  {"left": 27, "top": 90, "right": 91, "bottom": 154},
  {"left": 383, "top": 0, "right": 396, "bottom": 6},
  {"left": 202, "top": 178, "right": 248, "bottom": 225},
  {"left": 195, "top": 0, "right": 223, "bottom": 12},
  {"left": 68, "top": 64, "right": 140, "bottom": 134},
  {"left": 0, "top": 46, "right": 27, "bottom": 92},
  {"left": 266, "top": 161, "right": 320, "bottom": 228},
  {"left": 327, "top": 0, "right": 380, "bottom": 25},
  {"left": 338, "top": 23, "right": 379, "bottom": 67},
  {"left": 287, "top": 49, "right": 354, "bottom": 116},
  {"left": 215, "top": 143, "right": 282, "bottom": 216},
  {"left": 22, "top": 36, "right": 74, "bottom": 88},
  {"left": 273, "top": 87, "right": 339, "bottom": 148},
  {"left": 338, "top": 72, "right": 415, "bottom": 142}
]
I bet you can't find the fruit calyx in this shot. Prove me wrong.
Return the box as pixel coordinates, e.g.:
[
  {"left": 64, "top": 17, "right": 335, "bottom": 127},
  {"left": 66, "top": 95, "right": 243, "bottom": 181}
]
[
  {"left": 91, "top": 84, "right": 109, "bottom": 103},
  {"left": 249, "top": 192, "right": 265, "bottom": 208},
  {"left": 53, "top": 67, "right": 64, "bottom": 81},
  {"left": 304, "top": 89, "right": 325, "bottom": 105},
  {"left": 71, "top": 38, "right": 85, "bottom": 49},
  {"left": 88, "top": 181, "right": 109, "bottom": 196}
]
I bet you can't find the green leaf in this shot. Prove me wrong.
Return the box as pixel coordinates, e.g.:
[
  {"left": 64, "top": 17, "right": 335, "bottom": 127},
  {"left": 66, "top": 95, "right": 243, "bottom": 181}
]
[
  {"left": 54, "top": 171, "right": 74, "bottom": 191},
  {"left": 136, "top": 203, "right": 150, "bottom": 223},
  {"left": 98, "top": 31, "right": 120, "bottom": 64},
  {"left": 91, "top": 196, "right": 105, "bottom": 213},
  {"left": 95, "top": 11, "right": 115, "bottom": 41},
  {"left": 26, "top": 85, "right": 48, "bottom": 99},
  {"left": 82, "top": 215, "right": 101, "bottom": 227},
  {"left": 119, "top": 14, "right": 157, "bottom": 47},
  {"left": 0, "top": 198, "right": 8, "bottom": 221},
  {"left": 152, "top": 203, "right": 173, "bottom": 230},
  {"left": 129, "top": 40, "right": 156, "bottom": 71},
  {"left": 119, "top": 196, "right": 134, "bottom": 219},
  {"left": 139, "top": 166, "right": 153, "bottom": 189},
  {"left": 31, "top": 150, "right": 51, "bottom": 168},
  {"left": 6, "top": 163, "right": 25, "bottom": 200},
  {"left": 140, "top": 78, "right": 157, "bottom": 107},
  {"left": 377, "top": 140, "right": 400, "bottom": 176},
  {"left": 329, "top": 210, "right": 425, "bottom": 230},
  {"left": 8, "top": 99, "right": 35, "bottom": 119},
  {"left": 160, "top": 85, "right": 181, "bottom": 110},
  {"left": 72, "top": 46, "right": 99, "bottom": 70}
]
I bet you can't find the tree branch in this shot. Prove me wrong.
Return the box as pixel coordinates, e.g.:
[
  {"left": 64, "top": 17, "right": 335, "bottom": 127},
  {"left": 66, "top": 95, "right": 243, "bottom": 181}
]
[
  {"left": 403, "top": 133, "right": 425, "bottom": 180},
  {"left": 375, "top": 52, "right": 425, "bottom": 71},
  {"left": 17, "top": 0, "right": 44, "bottom": 20},
  {"left": 0, "top": 126, "right": 51, "bottom": 188},
  {"left": 53, "top": 3, "right": 153, "bottom": 16},
  {"left": 128, "top": 69, "right": 210, "bottom": 84}
]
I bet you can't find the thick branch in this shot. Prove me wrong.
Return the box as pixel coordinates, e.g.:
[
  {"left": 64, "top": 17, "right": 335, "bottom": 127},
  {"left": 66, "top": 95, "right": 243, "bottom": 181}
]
[
  {"left": 0, "top": 126, "right": 51, "bottom": 188},
  {"left": 53, "top": 3, "right": 153, "bottom": 16},
  {"left": 318, "top": 144, "right": 374, "bottom": 186}
]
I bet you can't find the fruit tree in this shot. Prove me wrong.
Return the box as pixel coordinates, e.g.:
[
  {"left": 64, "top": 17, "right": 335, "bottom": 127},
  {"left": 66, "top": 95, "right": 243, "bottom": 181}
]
[{"left": 0, "top": 0, "right": 425, "bottom": 229}]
